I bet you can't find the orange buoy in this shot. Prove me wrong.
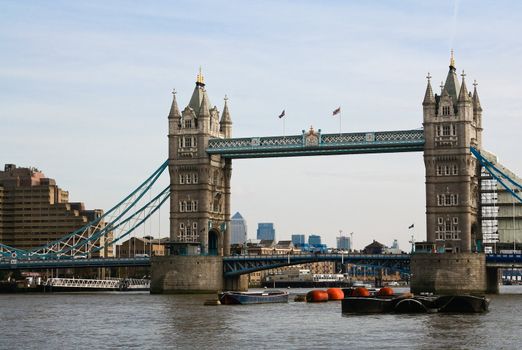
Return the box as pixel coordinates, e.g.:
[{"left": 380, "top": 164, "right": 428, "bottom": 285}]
[
  {"left": 306, "top": 290, "right": 329, "bottom": 302},
  {"left": 376, "top": 287, "right": 394, "bottom": 296},
  {"left": 326, "top": 288, "right": 344, "bottom": 300},
  {"left": 353, "top": 287, "right": 370, "bottom": 297}
]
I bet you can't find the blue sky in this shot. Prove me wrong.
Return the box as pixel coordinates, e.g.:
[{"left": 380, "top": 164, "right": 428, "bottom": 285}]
[{"left": 1, "top": 0, "right": 522, "bottom": 249}]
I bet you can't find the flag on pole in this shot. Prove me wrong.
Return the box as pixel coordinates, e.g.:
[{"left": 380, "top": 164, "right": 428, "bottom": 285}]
[
  {"left": 408, "top": 224, "right": 414, "bottom": 229},
  {"left": 332, "top": 107, "right": 341, "bottom": 116},
  {"left": 278, "top": 110, "right": 285, "bottom": 119}
]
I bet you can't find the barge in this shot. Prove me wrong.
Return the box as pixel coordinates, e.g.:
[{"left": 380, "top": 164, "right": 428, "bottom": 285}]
[{"left": 341, "top": 290, "right": 489, "bottom": 314}]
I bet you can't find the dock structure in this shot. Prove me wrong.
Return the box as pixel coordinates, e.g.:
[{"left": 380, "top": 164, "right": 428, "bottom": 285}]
[{"left": 44, "top": 278, "right": 150, "bottom": 291}]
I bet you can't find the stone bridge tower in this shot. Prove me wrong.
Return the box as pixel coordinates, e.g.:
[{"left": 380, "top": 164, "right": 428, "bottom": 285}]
[
  {"left": 412, "top": 53, "right": 493, "bottom": 294},
  {"left": 167, "top": 71, "right": 232, "bottom": 256},
  {"left": 422, "top": 52, "right": 483, "bottom": 253}
]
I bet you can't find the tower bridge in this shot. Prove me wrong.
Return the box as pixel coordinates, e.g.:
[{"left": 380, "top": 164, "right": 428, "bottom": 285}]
[
  {"left": 2, "top": 53, "right": 522, "bottom": 294},
  {"left": 154, "top": 52, "right": 518, "bottom": 294}
]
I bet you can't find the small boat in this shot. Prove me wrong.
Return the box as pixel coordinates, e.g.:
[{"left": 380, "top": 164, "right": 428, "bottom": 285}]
[{"left": 218, "top": 290, "right": 289, "bottom": 305}]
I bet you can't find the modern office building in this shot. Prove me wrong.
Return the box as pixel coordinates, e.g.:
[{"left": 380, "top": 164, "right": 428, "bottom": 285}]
[
  {"left": 308, "top": 234, "right": 322, "bottom": 246},
  {"left": 291, "top": 234, "right": 305, "bottom": 246},
  {"left": 256, "top": 223, "right": 275, "bottom": 241},
  {"left": 0, "top": 164, "right": 113, "bottom": 257},
  {"left": 231, "top": 212, "right": 248, "bottom": 244},
  {"left": 336, "top": 235, "right": 351, "bottom": 250}
]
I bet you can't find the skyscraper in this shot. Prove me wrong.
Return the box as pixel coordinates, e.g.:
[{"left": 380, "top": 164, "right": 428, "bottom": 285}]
[
  {"left": 291, "top": 234, "right": 305, "bottom": 246},
  {"left": 257, "top": 223, "right": 275, "bottom": 241},
  {"left": 308, "top": 234, "right": 322, "bottom": 246},
  {"left": 336, "top": 235, "right": 351, "bottom": 250},
  {"left": 231, "top": 212, "right": 247, "bottom": 244}
]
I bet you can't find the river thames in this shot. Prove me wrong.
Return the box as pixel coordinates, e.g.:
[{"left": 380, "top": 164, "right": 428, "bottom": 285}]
[{"left": 1, "top": 287, "right": 521, "bottom": 349}]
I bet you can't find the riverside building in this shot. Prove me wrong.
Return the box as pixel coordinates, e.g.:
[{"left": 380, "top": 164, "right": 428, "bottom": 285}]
[{"left": 0, "top": 164, "right": 113, "bottom": 257}]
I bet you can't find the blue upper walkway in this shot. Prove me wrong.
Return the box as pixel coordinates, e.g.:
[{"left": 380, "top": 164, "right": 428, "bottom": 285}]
[{"left": 207, "top": 129, "right": 425, "bottom": 158}]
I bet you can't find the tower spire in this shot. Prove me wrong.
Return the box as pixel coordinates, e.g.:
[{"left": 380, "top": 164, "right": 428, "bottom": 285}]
[
  {"left": 199, "top": 88, "right": 210, "bottom": 118},
  {"left": 458, "top": 70, "right": 472, "bottom": 103},
  {"left": 220, "top": 94, "right": 232, "bottom": 137},
  {"left": 168, "top": 88, "right": 181, "bottom": 120},
  {"left": 196, "top": 66, "right": 205, "bottom": 86},
  {"left": 443, "top": 50, "right": 460, "bottom": 106},
  {"left": 450, "top": 49, "right": 455, "bottom": 69},
  {"left": 473, "top": 80, "right": 482, "bottom": 111},
  {"left": 423, "top": 73, "right": 435, "bottom": 106}
]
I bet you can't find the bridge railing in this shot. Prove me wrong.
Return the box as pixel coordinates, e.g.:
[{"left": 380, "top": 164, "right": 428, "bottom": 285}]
[
  {"left": 223, "top": 253, "right": 410, "bottom": 260},
  {"left": 207, "top": 129, "right": 424, "bottom": 158}
]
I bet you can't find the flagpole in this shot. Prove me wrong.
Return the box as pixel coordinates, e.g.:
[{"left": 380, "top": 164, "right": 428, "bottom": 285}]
[
  {"left": 339, "top": 109, "right": 342, "bottom": 136},
  {"left": 283, "top": 116, "right": 286, "bottom": 137}
]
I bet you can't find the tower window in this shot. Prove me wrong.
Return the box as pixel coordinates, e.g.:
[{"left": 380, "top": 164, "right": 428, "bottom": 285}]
[
  {"left": 193, "top": 173, "right": 198, "bottom": 183},
  {"left": 442, "top": 106, "right": 451, "bottom": 116},
  {"left": 184, "top": 119, "right": 193, "bottom": 128}
]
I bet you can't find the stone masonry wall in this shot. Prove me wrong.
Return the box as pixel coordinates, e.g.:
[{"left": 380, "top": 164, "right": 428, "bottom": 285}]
[
  {"left": 150, "top": 256, "right": 224, "bottom": 294},
  {"left": 411, "top": 253, "right": 487, "bottom": 294}
]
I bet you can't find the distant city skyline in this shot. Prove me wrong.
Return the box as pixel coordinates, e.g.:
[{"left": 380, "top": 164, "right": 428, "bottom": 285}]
[
  {"left": 256, "top": 223, "right": 275, "bottom": 241},
  {"left": 2, "top": 1, "right": 522, "bottom": 249}
]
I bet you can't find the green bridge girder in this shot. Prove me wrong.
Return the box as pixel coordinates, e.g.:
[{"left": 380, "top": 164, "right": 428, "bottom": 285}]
[{"left": 207, "top": 129, "right": 425, "bottom": 158}]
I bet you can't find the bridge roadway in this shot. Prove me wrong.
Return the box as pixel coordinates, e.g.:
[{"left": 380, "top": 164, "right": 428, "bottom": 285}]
[
  {"left": 0, "top": 257, "right": 151, "bottom": 270},
  {"left": 2, "top": 254, "right": 522, "bottom": 273}
]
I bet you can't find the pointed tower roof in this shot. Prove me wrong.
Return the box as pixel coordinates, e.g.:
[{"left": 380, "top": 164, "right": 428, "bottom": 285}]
[
  {"left": 220, "top": 95, "right": 232, "bottom": 124},
  {"left": 458, "top": 70, "right": 472, "bottom": 103},
  {"left": 188, "top": 68, "right": 212, "bottom": 116},
  {"left": 472, "top": 80, "right": 482, "bottom": 111},
  {"left": 168, "top": 89, "right": 181, "bottom": 119},
  {"left": 231, "top": 212, "right": 244, "bottom": 220},
  {"left": 422, "top": 73, "right": 435, "bottom": 106},
  {"left": 199, "top": 88, "right": 210, "bottom": 118},
  {"left": 442, "top": 50, "right": 460, "bottom": 106}
]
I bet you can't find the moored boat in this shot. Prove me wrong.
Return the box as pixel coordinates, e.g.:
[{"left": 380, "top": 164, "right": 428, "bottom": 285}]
[
  {"left": 218, "top": 290, "right": 289, "bottom": 305},
  {"left": 341, "top": 293, "right": 489, "bottom": 314}
]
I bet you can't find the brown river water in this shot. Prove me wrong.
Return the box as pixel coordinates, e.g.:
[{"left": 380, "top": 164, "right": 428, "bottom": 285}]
[{"left": 1, "top": 286, "right": 521, "bottom": 349}]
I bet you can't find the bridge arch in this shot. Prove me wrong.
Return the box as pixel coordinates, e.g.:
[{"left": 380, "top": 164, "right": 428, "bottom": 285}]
[{"left": 208, "top": 229, "right": 219, "bottom": 256}]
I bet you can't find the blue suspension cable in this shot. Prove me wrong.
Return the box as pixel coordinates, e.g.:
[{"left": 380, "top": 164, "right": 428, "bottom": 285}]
[
  {"left": 23, "top": 159, "right": 168, "bottom": 257},
  {"left": 471, "top": 147, "right": 522, "bottom": 203}
]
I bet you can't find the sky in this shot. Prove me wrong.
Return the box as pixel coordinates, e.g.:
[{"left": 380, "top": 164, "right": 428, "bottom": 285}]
[{"left": 1, "top": 0, "right": 522, "bottom": 250}]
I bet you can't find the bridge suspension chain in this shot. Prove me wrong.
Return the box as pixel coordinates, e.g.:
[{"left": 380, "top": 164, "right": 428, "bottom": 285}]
[
  {"left": 471, "top": 147, "right": 522, "bottom": 203},
  {"left": 0, "top": 160, "right": 169, "bottom": 260}
]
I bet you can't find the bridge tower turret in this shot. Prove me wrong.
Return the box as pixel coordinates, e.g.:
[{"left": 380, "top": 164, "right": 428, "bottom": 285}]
[
  {"left": 422, "top": 51, "right": 483, "bottom": 254},
  {"left": 167, "top": 70, "right": 232, "bottom": 256}
]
